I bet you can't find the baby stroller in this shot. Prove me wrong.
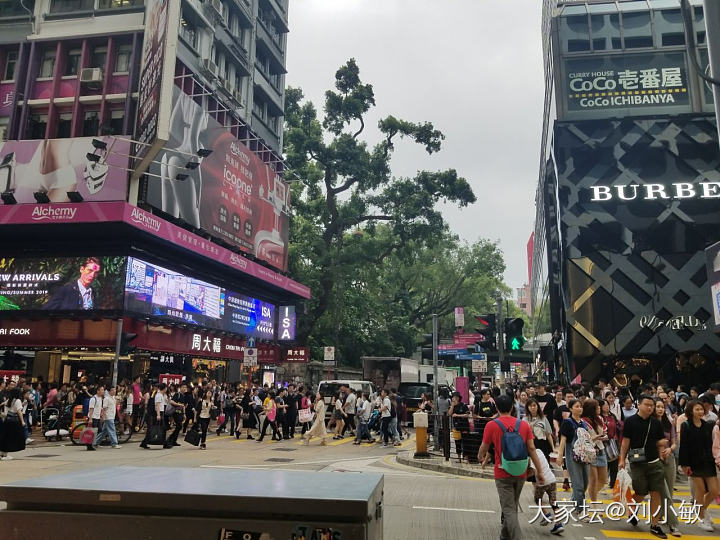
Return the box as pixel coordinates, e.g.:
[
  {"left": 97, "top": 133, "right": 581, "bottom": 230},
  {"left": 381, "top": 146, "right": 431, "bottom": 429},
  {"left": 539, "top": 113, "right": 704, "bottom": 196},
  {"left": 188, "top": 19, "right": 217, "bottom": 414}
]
[
  {"left": 367, "top": 409, "right": 381, "bottom": 433},
  {"left": 41, "top": 405, "right": 73, "bottom": 441}
]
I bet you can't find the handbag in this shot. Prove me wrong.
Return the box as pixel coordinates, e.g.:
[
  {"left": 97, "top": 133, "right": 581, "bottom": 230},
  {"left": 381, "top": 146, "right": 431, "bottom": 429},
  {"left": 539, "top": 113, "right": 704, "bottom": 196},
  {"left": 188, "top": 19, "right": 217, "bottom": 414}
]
[
  {"left": 165, "top": 403, "right": 176, "bottom": 416},
  {"left": 148, "top": 424, "right": 166, "bottom": 446},
  {"left": 452, "top": 429, "right": 462, "bottom": 440},
  {"left": 605, "top": 439, "right": 620, "bottom": 461},
  {"left": 267, "top": 406, "right": 277, "bottom": 422},
  {"left": 184, "top": 427, "right": 201, "bottom": 447},
  {"left": 628, "top": 421, "right": 651, "bottom": 464},
  {"left": 217, "top": 413, "right": 226, "bottom": 425},
  {"left": 298, "top": 408, "right": 313, "bottom": 424},
  {"left": 80, "top": 427, "right": 97, "bottom": 445}
]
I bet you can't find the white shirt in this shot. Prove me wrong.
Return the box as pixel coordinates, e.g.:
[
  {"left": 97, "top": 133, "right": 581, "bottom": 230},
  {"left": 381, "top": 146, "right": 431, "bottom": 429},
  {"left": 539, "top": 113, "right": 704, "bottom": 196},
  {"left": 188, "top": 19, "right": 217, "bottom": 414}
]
[
  {"left": 77, "top": 279, "right": 93, "bottom": 309},
  {"left": 344, "top": 393, "right": 357, "bottom": 414},
  {"left": 532, "top": 449, "right": 557, "bottom": 487},
  {"left": 125, "top": 393, "right": 134, "bottom": 413},
  {"left": 88, "top": 395, "right": 104, "bottom": 419},
  {"left": 154, "top": 392, "right": 167, "bottom": 412},
  {"left": 103, "top": 395, "right": 117, "bottom": 421},
  {"left": 381, "top": 397, "right": 391, "bottom": 418}
]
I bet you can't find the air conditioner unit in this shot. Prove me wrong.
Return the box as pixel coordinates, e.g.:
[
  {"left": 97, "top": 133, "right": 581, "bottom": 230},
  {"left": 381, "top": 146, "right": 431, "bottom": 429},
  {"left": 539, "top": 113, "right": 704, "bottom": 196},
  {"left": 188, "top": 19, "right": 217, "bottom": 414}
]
[
  {"left": 80, "top": 68, "right": 103, "bottom": 84},
  {"left": 200, "top": 58, "right": 218, "bottom": 78}
]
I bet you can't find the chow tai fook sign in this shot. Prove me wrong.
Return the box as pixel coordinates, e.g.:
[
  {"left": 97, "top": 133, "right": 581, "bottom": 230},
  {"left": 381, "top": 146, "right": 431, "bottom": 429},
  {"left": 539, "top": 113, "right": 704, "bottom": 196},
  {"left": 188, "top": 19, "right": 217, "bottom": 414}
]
[
  {"left": 284, "top": 347, "right": 309, "bottom": 363},
  {"left": 563, "top": 52, "right": 690, "bottom": 118}
]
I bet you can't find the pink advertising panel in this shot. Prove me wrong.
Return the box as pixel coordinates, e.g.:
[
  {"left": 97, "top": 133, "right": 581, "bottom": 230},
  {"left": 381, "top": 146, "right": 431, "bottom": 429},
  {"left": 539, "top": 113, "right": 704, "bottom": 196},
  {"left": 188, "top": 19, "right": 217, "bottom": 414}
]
[
  {"left": 0, "top": 202, "right": 311, "bottom": 299},
  {"left": 0, "top": 83, "right": 15, "bottom": 118},
  {"left": 0, "top": 136, "right": 131, "bottom": 203},
  {"left": 145, "top": 87, "right": 290, "bottom": 271}
]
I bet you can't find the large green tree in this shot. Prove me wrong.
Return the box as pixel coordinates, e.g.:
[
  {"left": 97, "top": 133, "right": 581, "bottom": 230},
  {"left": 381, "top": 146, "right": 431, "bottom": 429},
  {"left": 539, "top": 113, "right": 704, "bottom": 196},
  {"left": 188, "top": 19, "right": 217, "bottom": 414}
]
[{"left": 284, "top": 59, "right": 476, "bottom": 358}]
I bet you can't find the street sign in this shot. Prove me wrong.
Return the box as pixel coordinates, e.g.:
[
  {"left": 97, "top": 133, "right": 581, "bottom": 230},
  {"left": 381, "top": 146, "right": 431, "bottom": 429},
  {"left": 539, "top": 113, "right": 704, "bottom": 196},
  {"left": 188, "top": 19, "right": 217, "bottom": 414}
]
[
  {"left": 454, "top": 307, "right": 465, "bottom": 327},
  {"left": 472, "top": 360, "right": 488, "bottom": 373},
  {"left": 324, "top": 346, "right": 335, "bottom": 361},
  {"left": 243, "top": 347, "right": 257, "bottom": 367},
  {"left": 323, "top": 361, "right": 336, "bottom": 367},
  {"left": 247, "top": 337, "right": 256, "bottom": 348}
]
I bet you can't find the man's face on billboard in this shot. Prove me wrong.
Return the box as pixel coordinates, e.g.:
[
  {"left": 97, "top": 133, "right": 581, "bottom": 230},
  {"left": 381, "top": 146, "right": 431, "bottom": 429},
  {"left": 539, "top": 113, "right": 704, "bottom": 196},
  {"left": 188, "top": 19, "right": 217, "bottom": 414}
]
[{"left": 79, "top": 261, "right": 101, "bottom": 287}]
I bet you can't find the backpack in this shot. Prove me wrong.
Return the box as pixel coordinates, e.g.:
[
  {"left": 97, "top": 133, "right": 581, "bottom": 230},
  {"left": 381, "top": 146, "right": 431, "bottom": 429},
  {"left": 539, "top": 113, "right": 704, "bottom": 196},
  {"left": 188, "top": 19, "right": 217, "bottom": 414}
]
[
  {"left": 494, "top": 418, "right": 529, "bottom": 476},
  {"left": 572, "top": 422, "right": 597, "bottom": 464}
]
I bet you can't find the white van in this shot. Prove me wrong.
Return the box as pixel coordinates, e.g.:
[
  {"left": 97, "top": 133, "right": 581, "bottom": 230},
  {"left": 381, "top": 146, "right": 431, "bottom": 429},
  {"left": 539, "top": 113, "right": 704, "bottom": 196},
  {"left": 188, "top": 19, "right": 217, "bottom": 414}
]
[{"left": 317, "top": 380, "right": 377, "bottom": 413}]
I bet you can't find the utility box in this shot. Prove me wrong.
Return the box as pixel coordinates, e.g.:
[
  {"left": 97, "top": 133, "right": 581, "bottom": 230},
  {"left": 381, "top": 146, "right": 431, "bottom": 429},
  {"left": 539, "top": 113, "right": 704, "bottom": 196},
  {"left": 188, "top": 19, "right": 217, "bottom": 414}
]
[{"left": 0, "top": 466, "right": 384, "bottom": 540}]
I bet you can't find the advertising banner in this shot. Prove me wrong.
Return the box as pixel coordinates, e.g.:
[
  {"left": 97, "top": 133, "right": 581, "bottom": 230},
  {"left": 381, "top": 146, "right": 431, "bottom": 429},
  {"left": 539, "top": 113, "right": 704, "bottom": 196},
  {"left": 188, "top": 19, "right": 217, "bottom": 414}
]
[
  {"left": 0, "top": 136, "right": 131, "bottom": 204},
  {"left": 0, "top": 319, "right": 118, "bottom": 347},
  {"left": 124, "top": 256, "right": 276, "bottom": 338},
  {"left": 134, "top": 0, "right": 181, "bottom": 179},
  {"left": 0, "top": 370, "right": 26, "bottom": 383},
  {"left": 278, "top": 305, "right": 296, "bottom": 341},
  {"left": 145, "top": 87, "right": 290, "bottom": 271},
  {"left": 0, "top": 256, "right": 126, "bottom": 312},
  {"left": 706, "top": 240, "right": 720, "bottom": 330},
  {"left": 563, "top": 52, "right": 690, "bottom": 117}
]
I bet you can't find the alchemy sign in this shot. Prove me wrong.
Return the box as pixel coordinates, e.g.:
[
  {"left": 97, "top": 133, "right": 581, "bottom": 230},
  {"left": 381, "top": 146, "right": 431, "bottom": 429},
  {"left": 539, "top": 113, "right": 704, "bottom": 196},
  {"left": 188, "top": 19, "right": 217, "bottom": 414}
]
[{"left": 639, "top": 314, "right": 707, "bottom": 332}]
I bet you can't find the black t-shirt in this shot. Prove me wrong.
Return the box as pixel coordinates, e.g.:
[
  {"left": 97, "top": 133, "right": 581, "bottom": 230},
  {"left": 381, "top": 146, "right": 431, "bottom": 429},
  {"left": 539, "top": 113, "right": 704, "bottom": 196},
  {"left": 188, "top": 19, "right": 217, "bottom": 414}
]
[
  {"left": 452, "top": 402, "right": 470, "bottom": 431},
  {"left": 553, "top": 405, "right": 570, "bottom": 431},
  {"left": 275, "top": 397, "right": 286, "bottom": 417},
  {"left": 559, "top": 417, "right": 587, "bottom": 452},
  {"left": 476, "top": 400, "right": 497, "bottom": 418},
  {"left": 287, "top": 393, "right": 299, "bottom": 413},
  {"left": 535, "top": 393, "right": 556, "bottom": 420},
  {"left": 622, "top": 413, "right": 664, "bottom": 462}
]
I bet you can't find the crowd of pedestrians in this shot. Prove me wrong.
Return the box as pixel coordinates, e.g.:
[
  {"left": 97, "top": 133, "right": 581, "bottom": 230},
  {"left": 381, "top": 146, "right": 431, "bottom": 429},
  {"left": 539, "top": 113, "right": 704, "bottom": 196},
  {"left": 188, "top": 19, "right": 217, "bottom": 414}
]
[{"left": 463, "top": 378, "right": 720, "bottom": 539}]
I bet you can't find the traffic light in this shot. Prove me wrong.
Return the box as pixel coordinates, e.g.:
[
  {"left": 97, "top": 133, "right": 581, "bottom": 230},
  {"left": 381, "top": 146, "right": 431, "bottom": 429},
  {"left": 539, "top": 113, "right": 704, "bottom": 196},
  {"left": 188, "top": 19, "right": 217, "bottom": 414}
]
[
  {"left": 474, "top": 314, "right": 497, "bottom": 351},
  {"left": 420, "top": 333, "right": 434, "bottom": 360},
  {"left": 504, "top": 318, "right": 526, "bottom": 352},
  {"left": 119, "top": 332, "right": 138, "bottom": 356}
]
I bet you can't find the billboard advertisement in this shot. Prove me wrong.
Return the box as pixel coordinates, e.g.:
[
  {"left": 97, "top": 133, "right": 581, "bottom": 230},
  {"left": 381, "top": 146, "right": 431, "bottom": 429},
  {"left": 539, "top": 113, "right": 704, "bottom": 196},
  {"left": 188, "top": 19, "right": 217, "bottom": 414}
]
[
  {"left": 563, "top": 52, "right": 691, "bottom": 118},
  {"left": 278, "top": 305, "right": 296, "bottom": 341},
  {"left": 706, "top": 240, "right": 720, "bottom": 330},
  {"left": 0, "top": 136, "right": 131, "bottom": 203},
  {"left": 145, "top": 87, "right": 290, "bottom": 271},
  {"left": 124, "top": 256, "right": 276, "bottom": 338},
  {"left": 134, "top": 0, "right": 181, "bottom": 179},
  {"left": 0, "top": 256, "right": 126, "bottom": 311}
]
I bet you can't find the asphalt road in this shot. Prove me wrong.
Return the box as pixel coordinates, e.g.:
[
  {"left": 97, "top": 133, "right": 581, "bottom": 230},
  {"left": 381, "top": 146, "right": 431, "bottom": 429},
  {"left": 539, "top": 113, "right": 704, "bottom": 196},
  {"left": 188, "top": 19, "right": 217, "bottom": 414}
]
[{"left": 1, "top": 431, "right": 718, "bottom": 539}]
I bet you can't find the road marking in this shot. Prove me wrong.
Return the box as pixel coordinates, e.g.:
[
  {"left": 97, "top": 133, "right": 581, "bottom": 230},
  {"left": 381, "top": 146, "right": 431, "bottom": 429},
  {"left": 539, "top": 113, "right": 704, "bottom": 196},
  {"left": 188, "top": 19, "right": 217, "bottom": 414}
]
[
  {"left": 328, "top": 437, "right": 355, "bottom": 447},
  {"left": 412, "top": 505, "right": 494, "bottom": 513},
  {"left": 601, "top": 531, "right": 715, "bottom": 539}
]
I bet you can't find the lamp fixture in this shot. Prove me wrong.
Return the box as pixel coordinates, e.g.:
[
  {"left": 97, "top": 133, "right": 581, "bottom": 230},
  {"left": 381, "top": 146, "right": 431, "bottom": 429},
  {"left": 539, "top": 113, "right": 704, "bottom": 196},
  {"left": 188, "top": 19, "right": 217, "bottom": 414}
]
[
  {"left": 175, "top": 173, "right": 189, "bottom": 181},
  {"left": 91, "top": 138, "right": 107, "bottom": 150},
  {"left": 185, "top": 160, "right": 200, "bottom": 170},
  {"left": 86, "top": 152, "right": 101, "bottom": 163},
  {"left": 0, "top": 153, "right": 13, "bottom": 166},
  {"left": 197, "top": 148, "right": 213, "bottom": 158},
  {"left": 33, "top": 191, "right": 51, "bottom": 204},
  {"left": 1, "top": 191, "right": 16, "bottom": 205},
  {"left": 67, "top": 191, "right": 84, "bottom": 202}
]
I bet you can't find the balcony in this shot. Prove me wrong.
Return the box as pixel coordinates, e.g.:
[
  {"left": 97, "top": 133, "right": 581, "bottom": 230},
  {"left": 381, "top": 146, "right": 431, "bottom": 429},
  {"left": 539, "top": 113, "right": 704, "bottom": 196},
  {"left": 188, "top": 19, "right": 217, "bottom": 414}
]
[
  {"left": 47, "top": 0, "right": 144, "bottom": 19},
  {"left": 253, "top": 70, "right": 283, "bottom": 116},
  {"left": 229, "top": 0, "right": 253, "bottom": 26},
  {"left": 256, "top": 18, "right": 286, "bottom": 67}
]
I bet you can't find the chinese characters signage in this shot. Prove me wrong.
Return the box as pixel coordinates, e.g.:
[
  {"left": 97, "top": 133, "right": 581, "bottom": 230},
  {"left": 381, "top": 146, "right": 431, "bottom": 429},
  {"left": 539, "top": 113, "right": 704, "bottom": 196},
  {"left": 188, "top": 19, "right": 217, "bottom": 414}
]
[
  {"left": 564, "top": 52, "right": 690, "bottom": 116},
  {"left": 191, "top": 333, "right": 223, "bottom": 354},
  {"left": 284, "top": 347, "right": 309, "bottom": 363},
  {"left": 133, "top": 0, "right": 180, "bottom": 180}
]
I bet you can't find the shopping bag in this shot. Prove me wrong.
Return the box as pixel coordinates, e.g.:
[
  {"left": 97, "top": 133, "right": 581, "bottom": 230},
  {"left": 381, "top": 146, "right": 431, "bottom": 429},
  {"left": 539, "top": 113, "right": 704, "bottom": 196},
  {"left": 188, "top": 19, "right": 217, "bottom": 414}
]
[
  {"left": 148, "top": 424, "right": 166, "bottom": 446},
  {"left": 184, "top": 427, "right": 201, "bottom": 447},
  {"left": 80, "top": 427, "right": 97, "bottom": 445},
  {"left": 298, "top": 408, "right": 313, "bottom": 423},
  {"left": 217, "top": 413, "right": 226, "bottom": 425},
  {"left": 613, "top": 466, "right": 634, "bottom": 512}
]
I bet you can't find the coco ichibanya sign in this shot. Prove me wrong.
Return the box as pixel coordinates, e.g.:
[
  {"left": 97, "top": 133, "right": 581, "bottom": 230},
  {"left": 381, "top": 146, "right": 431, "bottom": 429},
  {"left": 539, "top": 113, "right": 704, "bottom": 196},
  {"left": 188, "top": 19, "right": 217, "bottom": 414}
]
[{"left": 564, "top": 52, "right": 690, "bottom": 114}]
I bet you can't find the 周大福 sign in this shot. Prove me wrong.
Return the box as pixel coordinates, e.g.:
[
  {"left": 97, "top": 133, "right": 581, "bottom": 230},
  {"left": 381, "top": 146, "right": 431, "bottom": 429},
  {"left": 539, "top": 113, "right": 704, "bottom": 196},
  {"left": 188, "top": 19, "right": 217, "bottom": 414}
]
[{"left": 564, "top": 52, "right": 690, "bottom": 116}]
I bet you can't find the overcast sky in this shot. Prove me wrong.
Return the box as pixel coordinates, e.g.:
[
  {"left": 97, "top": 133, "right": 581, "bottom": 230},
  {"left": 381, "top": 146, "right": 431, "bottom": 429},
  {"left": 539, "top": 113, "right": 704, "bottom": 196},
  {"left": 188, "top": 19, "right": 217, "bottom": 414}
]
[{"left": 285, "top": 0, "right": 545, "bottom": 292}]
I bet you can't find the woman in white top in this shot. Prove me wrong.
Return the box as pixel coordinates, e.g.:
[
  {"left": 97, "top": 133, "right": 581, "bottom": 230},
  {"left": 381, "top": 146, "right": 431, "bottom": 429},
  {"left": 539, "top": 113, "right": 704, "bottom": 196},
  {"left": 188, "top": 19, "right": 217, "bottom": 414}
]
[
  {"left": 304, "top": 393, "right": 328, "bottom": 446},
  {"left": 0, "top": 388, "right": 26, "bottom": 459},
  {"left": 197, "top": 390, "right": 215, "bottom": 450},
  {"left": 523, "top": 398, "right": 556, "bottom": 461}
]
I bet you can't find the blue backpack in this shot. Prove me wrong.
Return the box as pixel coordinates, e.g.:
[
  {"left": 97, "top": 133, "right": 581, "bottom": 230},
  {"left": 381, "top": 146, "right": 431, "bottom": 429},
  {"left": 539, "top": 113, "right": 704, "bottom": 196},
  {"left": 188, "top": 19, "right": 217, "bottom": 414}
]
[{"left": 494, "top": 418, "right": 529, "bottom": 476}]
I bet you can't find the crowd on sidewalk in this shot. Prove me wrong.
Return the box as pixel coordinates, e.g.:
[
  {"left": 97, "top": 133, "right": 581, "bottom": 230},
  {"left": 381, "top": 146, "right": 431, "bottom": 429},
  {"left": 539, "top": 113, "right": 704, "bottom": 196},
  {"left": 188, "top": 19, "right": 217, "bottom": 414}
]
[{"left": 443, "top": 378, "right": 720, "bottom": 540}]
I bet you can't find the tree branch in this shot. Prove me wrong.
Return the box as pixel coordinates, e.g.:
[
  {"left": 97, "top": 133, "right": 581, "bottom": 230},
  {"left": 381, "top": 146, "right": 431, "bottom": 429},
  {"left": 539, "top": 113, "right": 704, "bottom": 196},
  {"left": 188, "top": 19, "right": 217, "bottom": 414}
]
[{"left": 353, "top": 116, "right": 365, "bottom": 139}]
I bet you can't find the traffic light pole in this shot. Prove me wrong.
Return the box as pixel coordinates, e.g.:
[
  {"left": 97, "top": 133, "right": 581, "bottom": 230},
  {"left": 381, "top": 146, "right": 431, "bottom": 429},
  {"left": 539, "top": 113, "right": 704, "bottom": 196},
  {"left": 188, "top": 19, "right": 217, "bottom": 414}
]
[
  {"left": 497, "top": 298, "right": 505, "bottom": 385},
  {"left": 111, "top": 318, "right": 123, "bottom": 387},
  {"left": 432, "top": 313, "right": 439, "bottom": 451}
]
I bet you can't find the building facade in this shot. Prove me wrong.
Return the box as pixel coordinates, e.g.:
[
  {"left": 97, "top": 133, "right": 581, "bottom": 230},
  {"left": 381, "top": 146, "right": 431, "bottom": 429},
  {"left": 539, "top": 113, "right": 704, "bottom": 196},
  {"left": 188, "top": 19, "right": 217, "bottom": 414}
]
[
  {"left": 531, "top": 0, "right": 720, "bottom": 387},
  {"left": 0, "top": 0, "right": 307, "bottom": 385}
]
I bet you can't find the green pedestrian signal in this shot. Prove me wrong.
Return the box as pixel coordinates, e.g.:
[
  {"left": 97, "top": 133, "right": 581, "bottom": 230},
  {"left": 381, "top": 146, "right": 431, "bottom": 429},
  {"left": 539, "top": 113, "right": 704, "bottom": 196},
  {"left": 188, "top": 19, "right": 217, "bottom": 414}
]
[
  {"left": 504, "top": 318, "right": 525, "bottom": 352},
  {"left": 510, "top": 336, "right": 526, "bottom": 351}
]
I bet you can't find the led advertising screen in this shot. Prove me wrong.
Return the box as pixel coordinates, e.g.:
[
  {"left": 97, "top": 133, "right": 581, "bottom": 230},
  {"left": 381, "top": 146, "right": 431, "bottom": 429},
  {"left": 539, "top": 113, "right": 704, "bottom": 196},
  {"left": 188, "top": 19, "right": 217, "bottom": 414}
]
[
  {"left": 278, "top": 305, "right": 296, "bottom": 341},
  {"left": 124, "top": 257, "right": 275, "bottom": 338},
  {"left": 145, "top": 87, "right": 290, "bottom": 271},
  {"left": 0, "top": 256, "right": 126, "bottom": 311}
]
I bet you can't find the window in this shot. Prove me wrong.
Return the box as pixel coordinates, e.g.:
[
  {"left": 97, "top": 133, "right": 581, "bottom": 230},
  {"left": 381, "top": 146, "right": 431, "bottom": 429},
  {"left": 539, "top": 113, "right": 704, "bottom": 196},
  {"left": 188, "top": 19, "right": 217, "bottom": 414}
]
[
  {"left": 91, "top": 46, "right": 107, "bottom": 69},
  {"left": 39, "top": 49, "right": 56, "bottom": 78},
  {"left": 50, "top": 0, "right": 94, "bottom": 13},
  {"left": 109, "top": 110, "right": 124, "bottom": 134},
  {"left": 115, "top": 44, "right": 132, "bottom": 72},
  {"left": 623, "top": 11, "right": 653, "bottom": 48},
  {"left": 57, "top": 112, "right": 73, "bottom": 138},
  {"left": 179, "top": 17, "right": 197, "bottom": 49},
  {"left": 3, "top": 50, "right": 18, "bottom": 81},
  {"left": 65, "top": 49, "right": 81, "bottom": 76},
  {"left": 253, "top": 96, "right": 265, "bottom": 119},
  {"left": 83, "top": 111, "right": 99, "bottom": 136},
  {"left": 98, "top": 0, "right": 144, "bottom": 8},
  {"left": 28, "top": 114, "right": 47, "bottom": 139}
]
